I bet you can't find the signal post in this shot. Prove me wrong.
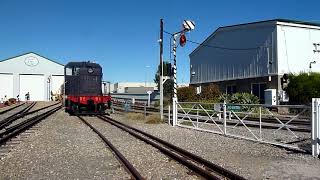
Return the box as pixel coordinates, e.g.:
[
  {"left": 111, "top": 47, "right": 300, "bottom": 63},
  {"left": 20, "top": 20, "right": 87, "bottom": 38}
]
[{"left": 159, "top": 19, "right": 195, "bottom": 125}]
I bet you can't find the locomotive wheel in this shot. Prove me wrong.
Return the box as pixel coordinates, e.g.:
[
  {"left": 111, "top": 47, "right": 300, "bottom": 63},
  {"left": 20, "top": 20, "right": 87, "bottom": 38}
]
[
  {"left": 98, "top": 104, "right": 105, "bottom": 114},
  {"left": 71, "top": 104, "right": 79, "bottom": 114}
]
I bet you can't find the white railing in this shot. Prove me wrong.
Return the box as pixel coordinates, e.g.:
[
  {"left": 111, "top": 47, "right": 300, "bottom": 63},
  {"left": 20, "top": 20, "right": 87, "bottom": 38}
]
[
  {"left": 312, "top": 98, "right": 320, "bottom": 158},
  {"left": 172, "top": 99, "right": 312, "bottom": 153}
]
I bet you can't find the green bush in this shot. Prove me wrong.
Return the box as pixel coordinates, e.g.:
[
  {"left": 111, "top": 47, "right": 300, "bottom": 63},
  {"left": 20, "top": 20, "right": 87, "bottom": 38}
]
[
  {"left": 285, "top": 72, "right": 320, "bottom": 104},
  {"left": 177, "top": 86, "right": 197, "bottom": 102},
  {"left": 219, "top": 93, "right": 260, "bottom": 104},
  {"left": 200, "top": 84, "right": 221, "bottom": 101}
]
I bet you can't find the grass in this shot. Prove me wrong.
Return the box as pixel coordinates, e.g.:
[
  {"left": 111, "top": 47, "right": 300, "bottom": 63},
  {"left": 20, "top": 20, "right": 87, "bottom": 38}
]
[
  {"left": 126, "top": 112, "right": 164, "bottom": 124},
  {"left": 126, "top": 112, "right": 145, "bottom": 121},
  {"left": 180, "top": 121, "right": 194, "bottom": 126},
  {"left": 145, "top": 114, "right": 163, "bottom": 124}
]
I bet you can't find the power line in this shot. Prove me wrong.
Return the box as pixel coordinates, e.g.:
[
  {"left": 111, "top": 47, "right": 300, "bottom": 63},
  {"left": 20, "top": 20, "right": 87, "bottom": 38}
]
[{"left": 164, "top": 30, "right": 266, "bottom": 51}]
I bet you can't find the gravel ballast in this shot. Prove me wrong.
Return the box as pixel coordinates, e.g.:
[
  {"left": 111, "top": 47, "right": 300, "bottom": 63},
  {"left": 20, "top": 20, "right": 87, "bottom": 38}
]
[
  {"left": 85, "top": 116, "right": 200, "bottom": 179},
  {"left": 1, "top": 106, "right": 319, "bottom": 179},
  {"left": 0, "top": 109, "right": 129, "bottom": 179},
  {"left": 111, "top": 112, "right": 320, "bottom": 179}
]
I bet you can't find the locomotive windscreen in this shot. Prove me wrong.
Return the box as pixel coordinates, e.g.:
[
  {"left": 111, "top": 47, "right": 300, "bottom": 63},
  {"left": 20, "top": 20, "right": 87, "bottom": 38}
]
[{"left": 64, "top": 62, "right": 103, "bottom": 96}]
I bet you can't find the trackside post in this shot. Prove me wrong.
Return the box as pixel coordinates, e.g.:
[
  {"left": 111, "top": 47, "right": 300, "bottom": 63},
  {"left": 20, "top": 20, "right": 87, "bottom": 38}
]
[{"left": 312, "top": 98, "right": 320, "bottom": 158}]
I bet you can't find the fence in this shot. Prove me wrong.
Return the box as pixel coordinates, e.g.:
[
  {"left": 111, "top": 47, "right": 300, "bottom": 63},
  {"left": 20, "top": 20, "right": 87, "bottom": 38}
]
[
  {"left": 172, "top": 99, "right": 314, "bottom": 153},
  {"left": 312, "top": 98, "right": 320, "bottom": 157}
]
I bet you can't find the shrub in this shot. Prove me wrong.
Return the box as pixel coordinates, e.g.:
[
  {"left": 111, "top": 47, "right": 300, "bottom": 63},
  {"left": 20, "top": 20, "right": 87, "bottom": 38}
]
[
  {"left": 285, "top": 72, "right": 320, "bottom": 104},
  {"left": 200, "top": 84, "right": 221, "bottom": 101},
  {"left": 219, "top": 93, "right": 260, "bottom": 104},
  {"left": 177, "top": 86, "right": 197, "bottom": 102}
]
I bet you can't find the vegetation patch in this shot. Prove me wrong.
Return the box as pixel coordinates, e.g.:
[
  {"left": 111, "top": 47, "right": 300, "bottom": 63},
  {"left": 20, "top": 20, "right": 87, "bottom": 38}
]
[
  {"left": 145, "top": 114, "right": 163, "bottom": 124},
  {"left": 126, "top": 112, "right": 145, "bottom": 121},
  {"left": 285, "top": 72, "right": 320, "bottom": 104}
]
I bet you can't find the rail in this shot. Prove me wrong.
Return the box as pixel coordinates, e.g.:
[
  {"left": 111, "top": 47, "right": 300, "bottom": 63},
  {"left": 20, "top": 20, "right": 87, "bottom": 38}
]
[
  {"left": 0, "top": 105, "right": 61, "bottom": 145},
  {"left": 98, "top": 115, "right": 245, "bottom": 180},
  {"left": 77, "top": 116, "right": 143, "bottom": 180}
]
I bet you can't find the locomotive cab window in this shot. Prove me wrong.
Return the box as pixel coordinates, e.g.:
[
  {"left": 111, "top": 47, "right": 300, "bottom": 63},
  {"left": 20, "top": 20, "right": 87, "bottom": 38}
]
[{"left": 66, "top": 68, "right": 72, "bottom": 76}]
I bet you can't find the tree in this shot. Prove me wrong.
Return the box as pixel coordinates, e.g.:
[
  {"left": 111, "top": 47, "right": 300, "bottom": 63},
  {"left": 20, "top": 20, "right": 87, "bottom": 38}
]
[
  {"left": 200, "top": 84, "right": 221, "bottom": 101},
  {"left": 154, "top": 61, "right": 174, "bottom": 99},
  {"left": 285, "top": 72, "right": 320, "bottom": 104},
  {"left": 177, "top": 86, "right": 197, "bottom": 102}
]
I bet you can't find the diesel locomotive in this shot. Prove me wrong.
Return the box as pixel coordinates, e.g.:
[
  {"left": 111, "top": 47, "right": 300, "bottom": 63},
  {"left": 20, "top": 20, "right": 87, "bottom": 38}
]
[{"left": 64, "top": 61, "right": 111, "bottom": 115}]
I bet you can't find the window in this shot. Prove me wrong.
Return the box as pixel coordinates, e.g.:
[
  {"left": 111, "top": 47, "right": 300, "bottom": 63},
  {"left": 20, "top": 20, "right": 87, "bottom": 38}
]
[
  {"left": 226, "top": 85, "right": 236, "bottom": 94},
  {"left": 251, "top": 83, "right": 266, "bottom": 102},
  {"left": 196, "top": 86, "right": 201, "bottom": 94},
  {"left": 66, "top": 68, "right": 72, "bottom": 76}
]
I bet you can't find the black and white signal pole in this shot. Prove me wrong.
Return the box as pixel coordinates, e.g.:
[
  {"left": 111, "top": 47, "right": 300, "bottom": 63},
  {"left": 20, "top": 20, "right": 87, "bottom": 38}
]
[
  {"left": 158, "top": 19, "right": 194, "bottom": 125},
  {"left": 171, "top": 20, "right": 195, "bottom": 126}
]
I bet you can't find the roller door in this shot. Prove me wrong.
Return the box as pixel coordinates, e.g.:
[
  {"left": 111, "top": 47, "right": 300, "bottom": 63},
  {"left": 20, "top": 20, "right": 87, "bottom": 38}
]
[
  {"left": 19, "top": 75, "right": 45, "bottom": 101},
  {"left": 51, "top": 75, "right": 64, "bottom": 95},
  {"left": 0, "top": 74, "right": 14, "bottom": 99}
]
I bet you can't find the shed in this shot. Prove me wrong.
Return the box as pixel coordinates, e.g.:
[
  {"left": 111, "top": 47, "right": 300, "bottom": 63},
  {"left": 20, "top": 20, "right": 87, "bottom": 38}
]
[
  {"left": 189, "top": 19, "right": 320, "bottom": 103},
  {"left": 0, "top": 52, "right": 64, "bottom": 101}
]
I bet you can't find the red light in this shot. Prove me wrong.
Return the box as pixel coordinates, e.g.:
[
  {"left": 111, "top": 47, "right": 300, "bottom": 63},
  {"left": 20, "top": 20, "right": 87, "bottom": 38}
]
[{"left": 180, "top": 34, "right": 186, "bottom": 47}]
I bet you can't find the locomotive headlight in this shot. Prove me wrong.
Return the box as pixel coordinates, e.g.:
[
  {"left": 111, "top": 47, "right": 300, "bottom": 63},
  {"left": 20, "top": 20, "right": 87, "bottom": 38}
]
[{"left": 88, "top": 68, "right": 94, "bottom": 73}]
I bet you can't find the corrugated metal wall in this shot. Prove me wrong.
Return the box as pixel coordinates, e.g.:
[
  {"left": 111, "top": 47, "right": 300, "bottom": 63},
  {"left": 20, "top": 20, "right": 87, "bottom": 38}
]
[{"left": 189, "top": 21, "right": 277, "bottom": 84}]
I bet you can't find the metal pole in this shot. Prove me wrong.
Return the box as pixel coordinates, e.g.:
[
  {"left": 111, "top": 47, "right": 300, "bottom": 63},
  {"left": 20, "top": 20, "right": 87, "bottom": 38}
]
[
  {"left": 168, "top": 105, "right": 171, "bottom": 125},
  {"left": 144, "top": 103, "right": 147, "bottom": 120},
  {"left": 159, "top": 19, "right": 164, "bottom": 121},
  {"left": 259, "top": 106, "right": 262, "bottom": 140},
  {"left": 223, "top": 101, "right": 227, "bottom": 134}
]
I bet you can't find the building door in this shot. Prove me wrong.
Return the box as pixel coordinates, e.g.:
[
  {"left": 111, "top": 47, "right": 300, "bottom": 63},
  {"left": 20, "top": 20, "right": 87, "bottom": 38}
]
[
  {"left": 0, "top": 74, "right": 14, "bottom": 99},
  {"left": 19, "top": 74, "right": 45, "bottom": 101},
  {"left": 251, "top": 83, "right": 266, "bottom": 103}
]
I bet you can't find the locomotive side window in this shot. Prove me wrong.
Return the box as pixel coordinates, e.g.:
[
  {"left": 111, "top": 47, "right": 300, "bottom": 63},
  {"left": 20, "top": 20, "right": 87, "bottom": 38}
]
[{"left": 66, "top": 68, "right": 72, "bottom": 75}]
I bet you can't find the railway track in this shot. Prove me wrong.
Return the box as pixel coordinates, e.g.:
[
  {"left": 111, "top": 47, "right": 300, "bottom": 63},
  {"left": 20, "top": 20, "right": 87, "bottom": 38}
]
[
  {"left": 77, "top": 116, "right": 143, "bottom": 179},
  {"left": 0, "top": 102, "right": 26, "bottom": 115},
  {"left": 112, "top": 102, "right": 311, "bottom": 132},
  {"left": 0, "top": 104, "right": 61, "bottom": 145},
  {"left": 90, "top": 115, "right": 245, "bottom": 179}
]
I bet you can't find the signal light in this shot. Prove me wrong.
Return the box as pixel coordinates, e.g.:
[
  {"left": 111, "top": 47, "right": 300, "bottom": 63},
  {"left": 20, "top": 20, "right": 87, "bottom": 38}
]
[{"left": 180, "top": 33, "right": 186, "bottom": 47}]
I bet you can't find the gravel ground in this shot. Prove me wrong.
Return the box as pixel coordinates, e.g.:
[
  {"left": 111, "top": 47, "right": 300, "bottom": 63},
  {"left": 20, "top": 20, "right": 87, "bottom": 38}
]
[
  {"left": 0, "top": 109, "right": 129, "bottom": 179},
  {"left": 111, "top": 112, "right": 320, "bottom": 180},
  {"left": 85, "top": 116, "right": 201, "bottom": 179}
]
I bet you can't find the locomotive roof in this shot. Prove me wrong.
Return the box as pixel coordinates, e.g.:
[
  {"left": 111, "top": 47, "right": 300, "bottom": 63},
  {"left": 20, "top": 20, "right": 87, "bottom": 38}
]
[{"left": 65, "top": 61, "right": 101, "bottom": 68}]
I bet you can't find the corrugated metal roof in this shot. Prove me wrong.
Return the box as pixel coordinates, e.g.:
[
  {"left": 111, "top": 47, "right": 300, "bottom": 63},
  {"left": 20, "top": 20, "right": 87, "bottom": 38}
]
[{"left": 189, "top": 19, "right": 320, "bottom": 57}]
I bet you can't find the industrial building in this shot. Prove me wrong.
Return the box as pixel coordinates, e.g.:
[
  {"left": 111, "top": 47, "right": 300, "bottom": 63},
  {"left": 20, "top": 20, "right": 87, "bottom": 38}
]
[
  {"left": 189, "top": 19, "right": 320, "bottom": 104},
  {"left": 113, "top": 82, "right": 157, "bottom": 93},
  {"left": 0, "top": 52, "right": 64, "bottom": 101}
]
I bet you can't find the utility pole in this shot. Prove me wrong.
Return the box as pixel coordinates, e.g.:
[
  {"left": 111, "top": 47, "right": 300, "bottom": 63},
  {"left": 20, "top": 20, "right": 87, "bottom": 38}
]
[{"left": 159, "top": 19, "right": 164, "bottom": 121}]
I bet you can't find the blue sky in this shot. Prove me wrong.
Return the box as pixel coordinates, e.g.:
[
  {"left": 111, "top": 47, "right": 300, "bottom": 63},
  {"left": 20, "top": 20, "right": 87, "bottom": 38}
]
[{"left": 1, "top": 0, "right": 320, "bottom": 83}]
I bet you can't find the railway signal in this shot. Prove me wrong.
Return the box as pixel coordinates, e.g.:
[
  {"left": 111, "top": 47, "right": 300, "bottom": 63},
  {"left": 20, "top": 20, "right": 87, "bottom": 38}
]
[
  {"left": 179, "top": 33, "right": 186, "bottom": 47},
  {"left": 159, "top": 19, "right": 195, "bottom": 124}
]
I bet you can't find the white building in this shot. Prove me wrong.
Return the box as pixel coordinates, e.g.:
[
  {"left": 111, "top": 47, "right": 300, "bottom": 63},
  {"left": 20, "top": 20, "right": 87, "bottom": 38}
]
[
  {"left": 0, "top": 52, "right": 64, "bottom": 101},
  {"left": 114, "top": 82, "right": 157, "bottom": 93},
  {"left": 189, "top": 19, "right": 320, "bottom": 103}
]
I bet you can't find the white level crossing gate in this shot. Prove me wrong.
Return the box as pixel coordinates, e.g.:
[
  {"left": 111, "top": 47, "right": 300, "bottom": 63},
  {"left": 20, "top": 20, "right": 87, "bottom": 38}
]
[
  {"left": 312, "top": 98, "right": 320, "bottom": 158},
  {"left": 172, "top": 98, "right": 320, "bottom": 157}
]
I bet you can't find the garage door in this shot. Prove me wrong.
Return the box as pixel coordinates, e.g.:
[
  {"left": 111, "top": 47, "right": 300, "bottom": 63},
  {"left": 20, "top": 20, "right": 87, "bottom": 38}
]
[
  {"left": 51, "top": 75, "right": 64, "bottom": 95},
  {"left": 0, "top": 74, "right": 14, "bottom": 99},
  {"left": 20, "top": 75, "right": 45, "bottom": 101}
]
